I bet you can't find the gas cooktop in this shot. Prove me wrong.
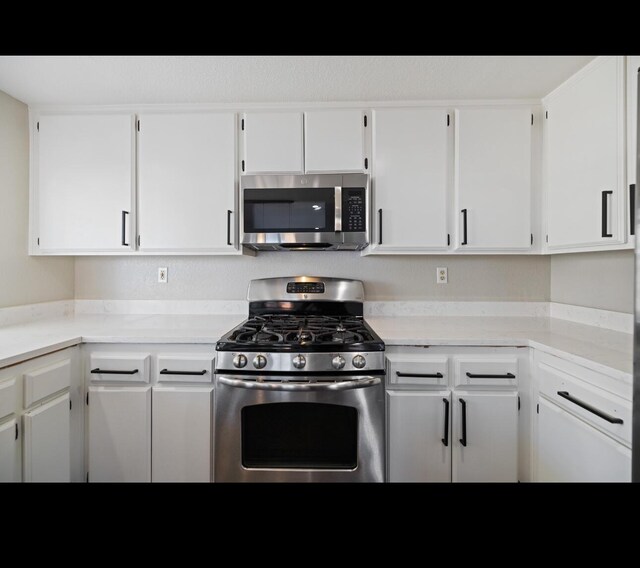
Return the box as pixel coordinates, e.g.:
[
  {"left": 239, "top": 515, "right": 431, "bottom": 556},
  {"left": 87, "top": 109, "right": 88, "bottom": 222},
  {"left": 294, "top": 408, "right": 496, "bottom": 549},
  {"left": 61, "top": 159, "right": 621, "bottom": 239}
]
[{"left": 216, "top": 313, "right": 383, "bottom": 353}]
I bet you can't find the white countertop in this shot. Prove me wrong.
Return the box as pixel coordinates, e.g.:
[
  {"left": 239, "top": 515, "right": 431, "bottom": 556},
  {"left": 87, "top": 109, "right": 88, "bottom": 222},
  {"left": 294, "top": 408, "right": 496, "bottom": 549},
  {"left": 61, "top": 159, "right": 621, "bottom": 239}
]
[{"left": 0, "top": 313, "right": 632, "bottom": 381}]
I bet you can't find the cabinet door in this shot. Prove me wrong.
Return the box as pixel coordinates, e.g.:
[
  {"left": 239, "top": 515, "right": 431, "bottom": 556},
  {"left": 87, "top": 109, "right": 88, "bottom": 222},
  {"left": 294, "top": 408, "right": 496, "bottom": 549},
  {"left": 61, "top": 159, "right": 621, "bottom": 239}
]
[
  {"left": 455, "top": 107, "right": 532, "bottom": 250},
  {"left": 452, "top": 391, "right": 518, "bottom": 482},
  {"left": 152, "top": 387, "right": 213, "bottom": 482},
  {"left": 23, "top": 393, "right": 70, "bottom": 482},
  {"left": 304, "top": 110, "right": 365, "bottom": 173},
  {"left": 36, "top": 114, "right": 134, "bottom": 252},
  {"left": 627, "top": 56, "right": 640, "bottom": 241},
  {"left": 545, "top": 56, "right": 625, "bottom": 249},
  {"left": 88, "top": 386, "right": 151, "bottom": 482},
  {"left": 243, "top": 112, "right": 303, "bottom": 174},
  {"left": 387, "top": 391, "right": 451, "bottom": 482},
  {"left": 0, "top": 419, "right": 20, "bottom": 482},
  {"left": 371, "top": 108, "right": 449, "bottom": 251},
  {"left": 536, "top": 397, "right": 631, "bottom": 482},
  {"left": 138, "top": 113, "right": 237, "bottom": 252}
]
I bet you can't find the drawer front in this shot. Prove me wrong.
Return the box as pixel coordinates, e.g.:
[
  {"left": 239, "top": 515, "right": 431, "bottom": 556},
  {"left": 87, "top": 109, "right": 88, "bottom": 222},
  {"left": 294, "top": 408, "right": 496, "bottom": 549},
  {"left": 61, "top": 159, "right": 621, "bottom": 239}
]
[
  {"left": 538, "top": 360, "right": 631, "bottom": 446},
  {"left": 0, "top": 378, "right": 17, "bottom": 420},
  {"left": 455, "top": 357, "right": 518, "bottom": 388},
  {"left": 89, "top": 353, "right": 151, "bottom": 383},
  {"left": 387, "top": 355, "right": 448, "bottom": 388},
  {"left": 156, "top": 355, "right": 214, "bottom": 384},
  {"left": 24, "top": 359, "right": 71, "bottom": 408}
]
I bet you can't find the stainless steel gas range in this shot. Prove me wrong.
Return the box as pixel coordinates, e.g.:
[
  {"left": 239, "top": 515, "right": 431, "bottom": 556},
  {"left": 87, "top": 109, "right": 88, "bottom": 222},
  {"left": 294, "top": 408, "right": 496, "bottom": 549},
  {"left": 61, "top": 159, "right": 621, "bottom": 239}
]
[{"left": 214, "top": 276, "right": 385, "bottom": 482}]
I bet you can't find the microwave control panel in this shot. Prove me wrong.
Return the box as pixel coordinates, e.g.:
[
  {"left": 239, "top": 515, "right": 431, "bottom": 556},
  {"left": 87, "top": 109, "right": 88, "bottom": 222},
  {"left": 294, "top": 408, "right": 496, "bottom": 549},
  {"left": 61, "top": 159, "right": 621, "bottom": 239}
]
[{"left": 343, "top": 188, "right": 366, "bottom": 233}]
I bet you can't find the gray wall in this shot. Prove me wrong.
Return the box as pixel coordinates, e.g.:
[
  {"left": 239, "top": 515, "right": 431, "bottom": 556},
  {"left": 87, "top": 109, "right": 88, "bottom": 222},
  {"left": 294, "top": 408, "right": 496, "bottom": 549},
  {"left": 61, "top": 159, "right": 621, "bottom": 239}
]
[
  {"left": 550, "top": 250, "right": 634, "bottom": 313},
  {"left": 0, "top": 90, "right": 74, "bottom": 308},
  {"left": 75, "top": 254, "right": 550, "bottom": 302}
]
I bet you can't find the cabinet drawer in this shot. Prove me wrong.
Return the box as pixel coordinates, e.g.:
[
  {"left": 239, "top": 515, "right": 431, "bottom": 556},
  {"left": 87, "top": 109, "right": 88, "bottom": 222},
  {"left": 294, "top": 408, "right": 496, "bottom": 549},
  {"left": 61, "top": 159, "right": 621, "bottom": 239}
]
[
  {"left": 455, "top": 357, "right": 518, "bottom": 388},
  {"left": 89, "top": 353, "right": 150, "bottom": 383},
  {"left": 156, "top": 355, "right": 214, "bottom": 383},
  {"left": 538, "top": 360, "right": 631, "bottom": 446},
  {"left": 24, "top": 359, "right": 71, "bottom": 408},
  {"left": 0, "top": 378, "right": 17, "bottom": 420},
  {"left": 387, "top": 355, "right": 448, "bottom": 387}
]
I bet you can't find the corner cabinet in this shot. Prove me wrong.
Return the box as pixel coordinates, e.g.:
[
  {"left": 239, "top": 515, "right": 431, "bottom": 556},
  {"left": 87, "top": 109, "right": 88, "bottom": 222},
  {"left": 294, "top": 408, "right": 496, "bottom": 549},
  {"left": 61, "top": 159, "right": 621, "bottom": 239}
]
[
  {"left": 367, "top": 108, "right": 450, "bottom": 253},
  {"left": 544, "top": 56, "right": 627, "bottom": 251},
  {"left": 31, "top": 113, "right": 136, "bottom": 254},
  {"left": 137, "top": 112, "right": 239, "bottom": 253},
  {"left": 454, "top": 107, "right": 533, "bottom": 251}
]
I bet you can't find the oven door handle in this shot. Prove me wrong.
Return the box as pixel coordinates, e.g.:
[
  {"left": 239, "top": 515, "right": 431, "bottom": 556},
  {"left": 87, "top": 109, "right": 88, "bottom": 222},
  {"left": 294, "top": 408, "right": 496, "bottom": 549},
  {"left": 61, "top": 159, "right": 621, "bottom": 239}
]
[{"left": 217, "top": 376, "right": 381, "bottom": 391}]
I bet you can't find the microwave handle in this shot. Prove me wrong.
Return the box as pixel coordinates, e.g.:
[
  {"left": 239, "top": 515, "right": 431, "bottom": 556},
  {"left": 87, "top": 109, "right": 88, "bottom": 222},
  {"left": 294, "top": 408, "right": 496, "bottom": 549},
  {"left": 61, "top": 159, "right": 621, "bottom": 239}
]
[{"left": 334, "top": 186, "right": 342, "bottom": 232}]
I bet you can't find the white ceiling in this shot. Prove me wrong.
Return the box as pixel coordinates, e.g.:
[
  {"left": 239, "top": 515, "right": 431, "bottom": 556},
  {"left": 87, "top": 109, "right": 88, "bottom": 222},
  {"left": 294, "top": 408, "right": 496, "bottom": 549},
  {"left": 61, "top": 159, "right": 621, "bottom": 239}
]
[{"left": 0, "top": 55, "right": 595, "bottom": 106}]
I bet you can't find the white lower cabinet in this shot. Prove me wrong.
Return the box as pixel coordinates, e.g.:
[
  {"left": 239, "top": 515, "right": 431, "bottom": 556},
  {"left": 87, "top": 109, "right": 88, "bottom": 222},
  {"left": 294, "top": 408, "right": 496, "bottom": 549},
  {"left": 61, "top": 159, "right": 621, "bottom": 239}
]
[
  {"left": 88, "top": 386, "right": 151, "bottom": 482},
  {"left": 537, "top": 397, "right": 630, "bottom": 482},
  {"left": 152, "top": 387, "right": 213, "bottom": 482},
  {"left": 452, "top": 391, "right": 518, "bottom": 482},
  {"left": 0, "top": 418, "right": 20, "bottom": 482},
  {"left": 386, "top": 347, "right": 525, "bottom": 483},
  {"left": 387, "top": 391, "right": 451, "bottom": 482},
  {"left": 23, "top": 393, "right": 71, "bottom": 482}
]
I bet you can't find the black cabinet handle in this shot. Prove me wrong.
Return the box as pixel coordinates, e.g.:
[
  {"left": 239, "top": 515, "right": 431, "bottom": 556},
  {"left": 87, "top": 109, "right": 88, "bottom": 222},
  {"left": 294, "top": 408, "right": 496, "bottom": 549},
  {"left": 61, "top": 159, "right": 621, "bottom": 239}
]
[
  {"left": 459, "top": 398, "right": 467, "bottom": 447},
  {"left": 91, "top": 368, "right": 139, "bottom": 375},
  {"left": 15, "top": 423, "right": 18, "bottom": 441},
  {"left": 630, "top": 184, "right": 635, "bottom": 236},
  {"left": 121, "top": 211, "right": 129, "bottom": 246},
  {"left": 227, "top": 210, "right": 233, "bottom": 246},
  {"left": 378, "top": 209, "right": 383, "bottom": 245},
  {"left": 466, "top": 372, "right": 515, "bottom": 379},
  {"left": 396, "top": 371, "right": 443, "bottom": 378},
  {"left": 556, "top": 391, "right": 623, "bottom": 424},
  {"left": 601, "top": 190, "right": 613, "bottom": 237},
  {"left": 160, "top": 369, "right": 207, "bottom": 376},
  {"left": 461, "top": 209, "right": 468, "bottom": 245},
  {"left": 442, "top": 398, "right": 450, "bottom": 447}
]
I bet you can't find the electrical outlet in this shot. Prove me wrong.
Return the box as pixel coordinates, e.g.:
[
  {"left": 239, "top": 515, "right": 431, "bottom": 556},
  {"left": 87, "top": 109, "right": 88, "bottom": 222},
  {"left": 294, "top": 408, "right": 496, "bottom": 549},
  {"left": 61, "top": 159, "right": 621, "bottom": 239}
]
[
  {"left": 436, "top": 267, "right": 447, "bottom": 284},
  {"left": 158, "top": 267, "right": 168, "bottom": 283}
]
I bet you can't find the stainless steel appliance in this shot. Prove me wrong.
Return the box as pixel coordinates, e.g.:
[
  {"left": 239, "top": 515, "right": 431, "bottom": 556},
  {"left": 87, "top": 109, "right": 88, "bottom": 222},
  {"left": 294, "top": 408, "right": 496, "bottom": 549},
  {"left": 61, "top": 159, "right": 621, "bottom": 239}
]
[
  {"left": 214, "top": 276, "right": 385, "bottom": 482},
  {"left": 241, "top": 174, "right": 369, "bottom": 251},
  {"left": 633, "top": 67, "right": 640, "bottom": 482}
]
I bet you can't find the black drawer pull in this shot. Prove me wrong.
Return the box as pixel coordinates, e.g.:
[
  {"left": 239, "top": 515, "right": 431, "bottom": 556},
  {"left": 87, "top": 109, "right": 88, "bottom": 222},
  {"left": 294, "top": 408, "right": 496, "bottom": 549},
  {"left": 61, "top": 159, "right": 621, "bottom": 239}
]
[
  {"left": 459, "top": 398, "right": 467, "bottom": 447},
  {"left": 442, "top": 398, "right": 450, "bottom": 447},
  {"left": 466, "top": 372, "right": 515, "bottom": 379},
  {"left": 630, "top": 184, "right": 635, "bottom": 236},
  {"left": 461, "top": 209, "right": 468, "bottom": 245},
  {"left": 396, "top": 371, "right": 444, "bottom": 379},
  {"left": 121, "top": 211, "right": 129, "bottom": 246},
  {"left": 378, "top": 209, "right": 383, "bottom": 245},
  {"left": 227, "top": 210, "right": 233, "bottom": 246},
  {"left": 160, "top": 369, "right": 207, "bottom": 376},
  {"left": 601, "top": 190, "right": 613, "bottom": 238},
  {"left": 91, "top": 368, "right": 139, "bottom": 375},
  {"left": 556, "top": 391, "right": 623, "bottom": 424}
]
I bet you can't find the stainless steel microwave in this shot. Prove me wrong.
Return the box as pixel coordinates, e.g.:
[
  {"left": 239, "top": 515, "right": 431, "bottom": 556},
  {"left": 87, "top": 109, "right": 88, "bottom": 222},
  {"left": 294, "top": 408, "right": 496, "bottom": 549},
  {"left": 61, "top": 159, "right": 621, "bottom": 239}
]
[{"left": 241, "top": 173, "right": 369, "bottom": 251}]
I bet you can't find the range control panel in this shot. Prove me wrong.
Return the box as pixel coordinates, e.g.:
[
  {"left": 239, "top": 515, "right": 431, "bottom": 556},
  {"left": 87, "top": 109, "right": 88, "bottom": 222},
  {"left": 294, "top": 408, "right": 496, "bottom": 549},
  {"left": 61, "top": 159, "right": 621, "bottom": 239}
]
[
  {"left": 287, "top": 282, "right": 325, "bottom": 294},
  {"left": 343, "top": 188, "right": 366, "bottom": 233}
]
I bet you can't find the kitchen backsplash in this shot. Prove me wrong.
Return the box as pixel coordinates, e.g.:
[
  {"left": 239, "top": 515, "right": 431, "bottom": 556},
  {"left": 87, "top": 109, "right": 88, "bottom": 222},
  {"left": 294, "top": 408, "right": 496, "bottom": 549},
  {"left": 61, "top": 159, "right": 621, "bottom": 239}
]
[{"left": 75, "top": 253, "right": 550, "bottom": 302}]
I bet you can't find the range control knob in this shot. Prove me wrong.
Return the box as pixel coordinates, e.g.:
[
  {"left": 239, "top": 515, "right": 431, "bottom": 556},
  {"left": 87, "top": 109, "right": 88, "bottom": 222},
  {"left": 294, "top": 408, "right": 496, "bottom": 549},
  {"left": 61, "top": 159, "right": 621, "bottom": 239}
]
[
  {"left": 253, "top": 354, "right": 267, "bottom": 369},
  {"left": 332, "top": 355, "right": 346, "bottom": 370},
  {"left": 233, "top": 354, "right": 248, "bottom": 368},
  {"left": 292, "top": 355, "right": 306, "bottom": 369},
  {"left": 352, "top": 354, "right": 366, "bottom": 369}
]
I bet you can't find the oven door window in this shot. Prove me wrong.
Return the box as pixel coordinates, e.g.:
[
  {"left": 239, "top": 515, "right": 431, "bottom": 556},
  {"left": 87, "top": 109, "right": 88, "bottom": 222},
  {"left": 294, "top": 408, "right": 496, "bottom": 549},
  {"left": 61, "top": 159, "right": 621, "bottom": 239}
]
[
  {"left": 241, "top": 402, "right": 358, "bottom": 469},
  {"left": 244, "top": 188, "right": 335, "bottom": 233}
]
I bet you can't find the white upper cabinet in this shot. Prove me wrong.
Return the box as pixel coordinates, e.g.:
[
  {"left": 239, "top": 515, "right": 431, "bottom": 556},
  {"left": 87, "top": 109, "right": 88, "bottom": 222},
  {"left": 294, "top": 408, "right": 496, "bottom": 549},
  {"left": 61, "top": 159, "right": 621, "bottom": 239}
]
[
  {"left": 544, "top": 56, "right": 626, "bottom": 250},
  {"left": 138, "top": 113, "right": 237, "bottom": 252},
  {"left": 369, "top": 108, "right": 449, "bottom": 252},
  {"left": 304, "top": 110, "right": 365, "bottom": 172},
  {"left": 35, "top": 113, "right": 135, "bottom": 253},
  {"left": 243, "top": 112, "right": 304, "bottom": 174},
  {"left": 455, "top": 107, "right": 532, "bottom": 251}
]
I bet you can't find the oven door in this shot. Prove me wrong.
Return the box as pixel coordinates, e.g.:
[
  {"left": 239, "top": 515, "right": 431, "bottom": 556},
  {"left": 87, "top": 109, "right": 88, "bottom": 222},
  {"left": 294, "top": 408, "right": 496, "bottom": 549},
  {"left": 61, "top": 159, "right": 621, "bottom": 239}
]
[{"left": 214, "top": 375, "right": 385, "bottom": 482}]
